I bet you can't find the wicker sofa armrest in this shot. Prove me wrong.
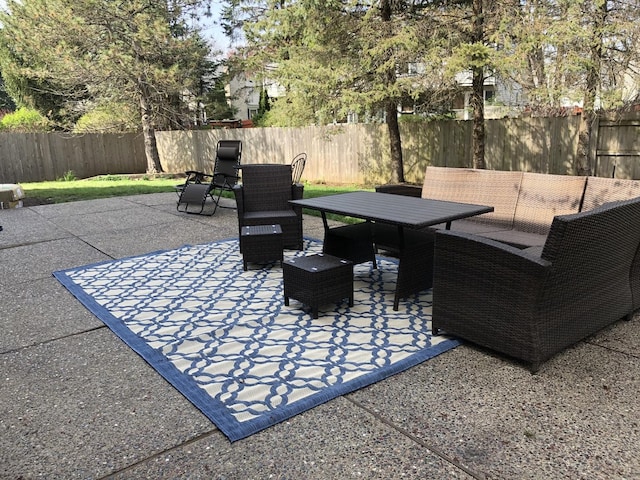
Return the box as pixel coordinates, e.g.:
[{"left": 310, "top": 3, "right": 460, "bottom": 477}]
[
  {"left": 434, "top": 229, "right": 551, "bottom": 283},
  {"left": 433, "top": 230, "right": 551, "bottom": 324},
  {"left": 432, "top": 230, "right": 552, "bottom": 369}
]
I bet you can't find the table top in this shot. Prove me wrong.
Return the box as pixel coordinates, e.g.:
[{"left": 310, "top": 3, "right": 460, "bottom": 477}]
[{"left": 291, "top": 191, "right": 494, "bottom": 228}]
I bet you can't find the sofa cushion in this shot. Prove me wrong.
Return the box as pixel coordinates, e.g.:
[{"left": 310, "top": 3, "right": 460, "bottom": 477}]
[
  {"left": 436, "top": 218, "right": 512, "bottom": 235},
  {"left": 582, "top": 176, "right": 640, "bottom": 212},
  {"left": 511, "top": 172, "right": 586, "bottom": 235},
  {"left": 422, "top": 166, "right": 523, "bottom": 229},
  {"left": 479, "top": 229, "right": 548, "bottom": 248}
]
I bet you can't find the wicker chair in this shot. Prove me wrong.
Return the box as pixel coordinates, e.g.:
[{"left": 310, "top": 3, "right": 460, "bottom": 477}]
[
  {"left": 233, "top": 164, "right": 304, "bottom": 250},
  {"left": 432, "top": 197, "right": 640, "bottom": 372}
]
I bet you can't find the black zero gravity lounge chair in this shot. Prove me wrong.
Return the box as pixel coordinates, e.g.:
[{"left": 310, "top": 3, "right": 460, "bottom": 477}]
[{"left": 176, "top": 140, "right": 242, "bottom": 215}]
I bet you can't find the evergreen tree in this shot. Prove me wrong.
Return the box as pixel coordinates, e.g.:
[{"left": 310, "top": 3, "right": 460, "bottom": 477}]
[
  {"left": 223, "top": 0, "right": 447, "bottom": 183},
  {"left": 252, "top": 88, "right": 270, "bottom": 125},
  {"left": 0, "top": 73, "right": 16, "bottom": 111}
]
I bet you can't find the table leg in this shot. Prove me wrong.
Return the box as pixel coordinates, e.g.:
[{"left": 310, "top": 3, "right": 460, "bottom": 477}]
[{"left": 392, "top": 227, "right": 435, "bottom": 311}]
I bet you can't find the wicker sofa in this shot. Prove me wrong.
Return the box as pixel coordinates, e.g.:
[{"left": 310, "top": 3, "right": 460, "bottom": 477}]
[
  {"left": 379, "top": 168, "right": 640, "bottom": 370},
  {"left": 432, "top": 196, "right": 640, "bottom": 372}
]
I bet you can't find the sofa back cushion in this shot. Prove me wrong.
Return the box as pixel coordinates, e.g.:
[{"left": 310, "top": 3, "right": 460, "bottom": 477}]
[
  {"left": 422, "top": 166, "right": 522, "bottom": 228},
  {"left": 512, "top": 173, "right": 586, "bottom": 235},
  {"left": 582, "top": 176, "right": 640, "bottom": 212}
]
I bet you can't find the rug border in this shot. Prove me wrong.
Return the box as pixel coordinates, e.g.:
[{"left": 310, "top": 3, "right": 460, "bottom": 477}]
[{"left": 53, "top": 237, "right": 459, "bottom": 442}]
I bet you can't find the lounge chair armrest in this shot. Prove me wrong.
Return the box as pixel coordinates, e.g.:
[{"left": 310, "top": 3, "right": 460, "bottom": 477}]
[{"left": 182, "top": 171, "right": 213, "bottom": 185}]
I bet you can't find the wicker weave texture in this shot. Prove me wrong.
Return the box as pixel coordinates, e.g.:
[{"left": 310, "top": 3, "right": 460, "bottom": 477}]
[
  {"left": 418, "top": 167, "right": 599, "bottom": 247},
  {"left": 432, "top": 197, "right": 640, "bottom": 371},
  {"left": 323, "top": 222, "right": 377, "bottom": 267},
  {"left": 582, "top": 176, "right": 640, "bottom": 212},
  {"left": 512, "top": 172, "right": 586, "bottom": 235},
  {"left": 421, "top": 167, "right": 522, "bottom": 228},
  {"left": 234, "top": 164, "right": 304, "bottom": 250},
  {"left": 240, "top": 224, "right": 283, "bottom": 270},
  {"left": 283, "top": 254, "right": 354, "bottom": 319}
]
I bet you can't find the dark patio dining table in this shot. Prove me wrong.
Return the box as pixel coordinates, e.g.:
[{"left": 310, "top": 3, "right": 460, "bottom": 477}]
[{"left": 291, "top": 191, "right": 494, "bottom": 310}]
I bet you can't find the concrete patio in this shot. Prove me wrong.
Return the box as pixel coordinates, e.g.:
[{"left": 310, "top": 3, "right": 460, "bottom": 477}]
[{"left": 1, "top": 192, "right": 639, "bottom": 479}]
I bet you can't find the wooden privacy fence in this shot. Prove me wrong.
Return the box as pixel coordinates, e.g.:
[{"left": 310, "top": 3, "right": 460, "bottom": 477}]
[
  {"left": 156, "top": 117, "right": 586, "bottom": 184},
  {"left": 0, "top": 132, "right": 147, "bottom": 183},
  {"left": 2, "top": 114, "right": 639, "bottom": 184}
]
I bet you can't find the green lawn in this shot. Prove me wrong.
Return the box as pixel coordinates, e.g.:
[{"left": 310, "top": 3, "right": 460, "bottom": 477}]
[{"left": 21, "top": 175, "right": 182, "bottom": 204}]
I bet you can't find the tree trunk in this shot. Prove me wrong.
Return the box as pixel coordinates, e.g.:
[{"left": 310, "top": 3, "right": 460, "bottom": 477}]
[
  {"left": 471, "top": 67, "right": 486, "bottom": 169},
  {"left": 576, "top": 1, "right": 606, "bottom": 177},
  {"left": 380, "top": 0, "right": 404, "bottom": 184},
  {"left": 386, "top": 101, "right": 404, "bottom": 183},
  {"left": 576, "top": 109, "right": 595, "bottom": 176},
  {"left": 139, "top": 80, "right": 164, "bottom": 174},
  {"left": 471, "top": 0, "right": 486, "bottom": 170}
]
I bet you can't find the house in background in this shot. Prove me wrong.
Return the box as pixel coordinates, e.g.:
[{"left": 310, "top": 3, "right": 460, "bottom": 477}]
[
  {"left": 226, "top": 64, "right": 285, "bottom": 122},
  {"left": 451, "top": 71, "right": 527, "bottom": 119},
  {"left": 224, "top": 63, "right": 528, "bottom": 124}
]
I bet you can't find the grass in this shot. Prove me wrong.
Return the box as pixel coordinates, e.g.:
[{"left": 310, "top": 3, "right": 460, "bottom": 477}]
[
  {"left": 20, "top": 176, "right": 371, "bottom": 223},
  {"left": 21, "top": 175, "right": 182, "bottom": 204}
]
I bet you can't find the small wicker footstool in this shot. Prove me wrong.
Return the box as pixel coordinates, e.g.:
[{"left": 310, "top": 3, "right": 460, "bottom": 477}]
[
  {"left": 283, "top": 253, "right": 354, "bottom": 319},
  {"left": 241, "top": 224, "right": 283, "bottom": 271}
]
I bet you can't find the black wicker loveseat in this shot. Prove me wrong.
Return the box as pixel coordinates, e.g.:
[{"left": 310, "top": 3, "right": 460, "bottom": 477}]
[{"left": 432, "top": 196, "right": 640, "bottom": 372}]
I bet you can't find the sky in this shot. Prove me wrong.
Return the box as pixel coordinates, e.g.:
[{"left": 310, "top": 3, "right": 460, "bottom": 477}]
[{"left": 192, "top": 2, "right": 232, "bottom": 53}]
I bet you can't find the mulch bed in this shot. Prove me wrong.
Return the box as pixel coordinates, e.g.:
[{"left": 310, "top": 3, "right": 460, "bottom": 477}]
[{"left": 21, "top": 197, "right": 55, "bottom": 207}]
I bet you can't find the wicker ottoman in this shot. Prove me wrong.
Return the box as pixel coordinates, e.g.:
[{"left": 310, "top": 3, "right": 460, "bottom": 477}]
[
  {"left": 241, "top": 224, "right": 283, "bottom": 271},
  {"left": 283, "top": 253, "right": 354, "bottom": 319}
]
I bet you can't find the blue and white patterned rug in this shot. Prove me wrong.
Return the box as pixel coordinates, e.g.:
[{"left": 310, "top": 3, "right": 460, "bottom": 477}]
[{"left": 53, "top": 238, "right": 458, "bottom": 442}]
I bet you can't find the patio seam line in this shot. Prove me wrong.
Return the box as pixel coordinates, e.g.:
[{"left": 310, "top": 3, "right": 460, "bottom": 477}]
[
  {"left": 345, "top": 396, "right": 487, "bottom": 480},
  {"left": 583, "top": 340, "right": 640, "bottom": 361},
  {"left": 0, "top": 236, "right": 74, "bottom": 251},
  {"left": 26, "top": 207, "right": 119, "bottom": 258},
  {"left": 95, "top": 429, "right": 220, "bottom": 480},
  {"left": 0, "top": 325, "right": 107, "bottom": 356}
]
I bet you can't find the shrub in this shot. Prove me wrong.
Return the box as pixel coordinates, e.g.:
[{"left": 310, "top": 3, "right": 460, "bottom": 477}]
[
  {"left": 0, "top": 107, "right": 50, "bottom": 132},
  {"left": 73, "top": 103, "right": 139, "bottom": 133},
  {"left": 57, "top": 170, "right": 78, "bottom": 182}
]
